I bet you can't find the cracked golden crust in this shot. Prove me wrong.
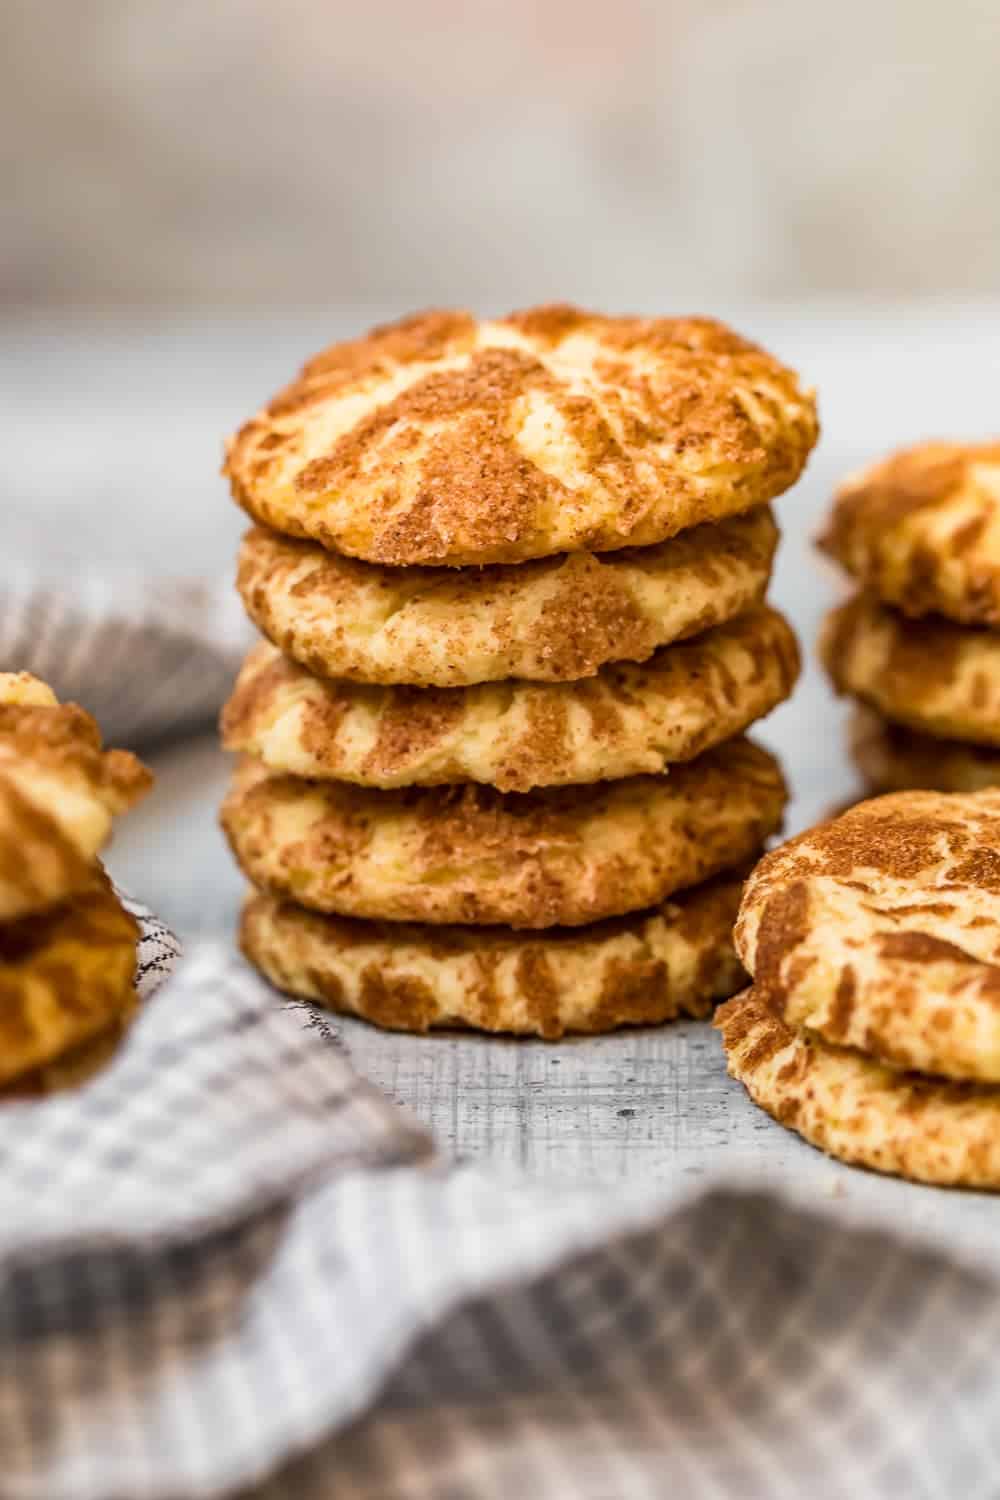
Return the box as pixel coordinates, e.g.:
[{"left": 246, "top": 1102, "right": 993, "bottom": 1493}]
[
  {"left": 821, "top": 592, "right": 1000, "bottom": 747},
  {"left": 236, "top": 510, "right": 779, "bottom": 687},
  {"left": 736, "top": 789, "right": 1000, "bottom": 1081},
  {"left": 241, "top": 870, "right": 749, "bottom": 1038},
  {"left": 221, "top": 607, "right": 799, "bottom": 792},
  {"left": 820, "top": 440, "right": 1000, "bottom": 625},
  {"left": 0, "top": 868, "right": 138, "bottom": 1087},
  {"left": 221, "top": 738, "right": 786, "bottom": 929},
  {"left": 850, "top": 706, "right": 1000, "bottom": 796},
  {"left": 717, "top": 988, "right": 1000, "bottom": 1188},
  {"left": 0, "top": 675, "right": 153, "bottom": 920},
  {"left": 224, "top": 306, "right": 818, "bottom": 567}
]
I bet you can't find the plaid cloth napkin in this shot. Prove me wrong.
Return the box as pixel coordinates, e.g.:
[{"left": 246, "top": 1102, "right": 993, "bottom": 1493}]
[{"left": 4, "top": 578, "right": 1000, "bottom": 1500}]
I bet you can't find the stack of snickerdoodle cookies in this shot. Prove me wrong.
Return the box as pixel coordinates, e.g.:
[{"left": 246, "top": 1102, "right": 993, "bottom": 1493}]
[
  {"left": 717, "top": 789, "right": 1000, "bottom": 1188},
  {"left": 819, "top": 440, "right": 1000, "bottom": 795},
  {"left": 0, "top": 672, "right": 151, "bottom": 1092},
  {"left": 220, "top": 306, "right": 817, "bottom": 1037}
]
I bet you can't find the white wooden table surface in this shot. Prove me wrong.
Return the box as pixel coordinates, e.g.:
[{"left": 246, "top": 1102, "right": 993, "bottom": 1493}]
[{"left": 7, "top": 303, "right": 1000, "bottom": 1255}]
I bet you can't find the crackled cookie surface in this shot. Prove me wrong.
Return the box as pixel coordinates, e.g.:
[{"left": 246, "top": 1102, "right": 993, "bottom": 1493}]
[
  {"left": 820, "top": 440, "right": 1000, "bottom": 626},
  {"left": 225, "top": 306, "right": 817, "bottom": 566},
  {"left": 717, "top": 988, "right": 1000, "bottom": 1188},
  {"left": 736, "top": 789, "right": 1000, "bottom": 1081},
  {"left": 822, "top": 592, "right": 1000, "bottom": 747},
  {"left": 242, "top": 871, "right": 749, "bottom": 1039},
  {"left": 236, "top": 508, "right": 779, "bottom": 687},
  {"left": 222, "top": 607, "right": 798, "bottom": 792},
  {"left": 222, "top": 739, "right": 786, "bottom": 929}
]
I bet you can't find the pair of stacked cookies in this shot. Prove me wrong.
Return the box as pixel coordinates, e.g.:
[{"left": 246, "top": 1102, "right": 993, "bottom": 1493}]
[
  {"left": 220, "top": 306, "right": 818, "bottom": 1038},
  {"left": 0, "top": 673, "right": 151, "bottom": 1092},
  {"left": 819, "top": 440, "right": 1000, "bottom": 795},
  {"left": 718, "top": 789, "right": 1000, "bottom": 1189}
]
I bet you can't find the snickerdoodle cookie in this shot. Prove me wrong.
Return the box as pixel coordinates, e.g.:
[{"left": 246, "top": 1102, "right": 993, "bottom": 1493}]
[
  {"left": 734, "top": 789, "right": 1000, "bottom": 1082},
  {"left": 0, "top": 673, "right": 151, "bottom": 921},
  {"left": 241, "top": 870, "right": 749, "bottom": 1039},
  {"left": 717, "top": 988, "right": 1000, "bottom": 1189},
  {"left": 236, "top": 508, "right": 779, "bottom": 688},
  {"left": 222, "top": 606, "right": 798, "bottom": 792},
  {"left": 225, "top": 306, "right": 817, "bottom": 567},
  {"left": 820, "top": 440, "right": 1000, "bottom": 626},
  {"left": 222, "top": 738, "right": 786, "bottom": 930}
]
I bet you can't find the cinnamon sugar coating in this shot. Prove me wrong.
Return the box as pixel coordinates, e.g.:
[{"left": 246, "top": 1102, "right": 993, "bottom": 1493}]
[
  {"left": 220, "top": 739, "right": 786, "bottom": 930},
  {"left": 221, "top": 606, "right": 799, "bottom": 792},
  {"left": 717, "top": 988, "right": 1000, "bottom": 1188},
  {"left": 735, "top": 789, "right": 1000, "bottom": 1081},
  {"left": 240, "top": 870, "right": 749, "bottom": 1039},
  {"left": 820, "top": 440, "right": 1000, "bottom": 626},
  {"left": 821, "top": 592, "right": 1000, "bottom": 747},
  {"left": 236, "top": 509, "right": 779, "bottom": 687},
  {"left": 225, "top": 306, "right": 817, "bottom": 567}
]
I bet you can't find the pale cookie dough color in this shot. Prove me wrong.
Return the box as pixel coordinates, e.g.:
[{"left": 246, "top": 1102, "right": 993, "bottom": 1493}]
[
  {"left": 717, "top": 988, "right": 1000, "bottom": 1189},
  {"left": 0, "top": 674, "right": 152, "bottom": 921},
  {"left": 221, "top": 738, "right": 786, "bottom": 929},
  {"left": 735, "top": 789, "right": 1000, "bottom": 1082},
  {"left": 0, "top": 869, "right": 139, "bottom": 1087},
  {"left": 241, "top": 872, "right": 749, "bottom": 1039},
  {"left": 822, "top": 592, "right": 1000, "bottom": 747},
  {"left": 236, "top": 508, "right": 779, "bottom": 687},
  {"left": 221, "top": 606, "right": 799, "bottom": 792},
  {"left": 850, "top": 706, "right": 1000, "bottom": 795},
  {"left": 224, "top": 306, "right": 818, "bottom": 567},
  {"left": 820, "top": 440, "right": 1000, "bottom": 626}
]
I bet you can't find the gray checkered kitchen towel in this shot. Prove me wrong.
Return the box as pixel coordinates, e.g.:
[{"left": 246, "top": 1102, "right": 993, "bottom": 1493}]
[{"left": 4, "top": 578, "right": 1000, "bottom": 1500}]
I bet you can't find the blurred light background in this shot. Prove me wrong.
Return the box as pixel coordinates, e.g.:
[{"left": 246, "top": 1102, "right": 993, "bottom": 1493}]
[{"left": 4, "top": 0, "right": 1000, "bottom": 309}]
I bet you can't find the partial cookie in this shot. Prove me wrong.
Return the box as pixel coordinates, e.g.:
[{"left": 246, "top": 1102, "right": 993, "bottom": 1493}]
[
  {"left": 222, "top": 607, "right": 799, "bottom": 793},
  {"left": 821, "top": 592, "right": 1000, "bottom": 746},
  {"left": 241, "top": 871, "right": 749, "bottom": 1038},
  {"left": 716, "top": 988, "right": 1000, "bottom": 1189},
  {"left": 6, "top": 993, "right": 139, "bottom": 1097},
  {"left": 0, "top": 673, "right": 152, "bottom": 921},
  {"left": 225, "top": 305, "right": 817, "bottom": 567},
  {"left": 820, "top": 440, "right": 1000, "bottom": 626},
  {"left": 0, "top": 869, "right": 139, "bottom": 1087},
  {"left": 236, "top": 509, "right": 779, "bottom": 688},
  {"left": 850, "top": 705, "right": 1000, "bottom": 795},
  {"left": 221, "top": 738, "right": 786, "bottom": 929},
  {"left": 735, "top": 789, "right": 1000, "bottom": 1081}
]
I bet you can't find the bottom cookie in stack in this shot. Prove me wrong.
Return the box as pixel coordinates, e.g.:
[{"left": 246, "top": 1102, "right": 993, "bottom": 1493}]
[
  {"left": 241, "top": 872, "right": 749, "bottom": 1040},
  {"left": 225, "top": 738, "right": 788, "bottom": 1038},
  {"left": 716, "top": 788, "right": 1000, "bottom": 1188}
]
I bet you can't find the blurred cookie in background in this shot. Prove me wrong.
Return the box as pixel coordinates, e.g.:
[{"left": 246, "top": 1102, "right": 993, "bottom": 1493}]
[
  {"left": 849, "top": 705, "right": 1000, "bottom": 796},
  {"left": 819, "top": 439, "right": 1000, "bottom": 626},
  {"left": 0, "top": 673, "right": 153, "bottom": 1092},
  {"left": 0, "top": 672, "right": 152, "bottom": 923}
]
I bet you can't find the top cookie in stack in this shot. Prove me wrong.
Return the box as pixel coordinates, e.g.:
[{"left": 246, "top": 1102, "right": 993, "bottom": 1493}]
[
  {"left": 819, "top": 441, "right": 1000, "bottom": 794},
  {"left": 220, "top": 305, "right": 818, "bottom": 1038}
]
